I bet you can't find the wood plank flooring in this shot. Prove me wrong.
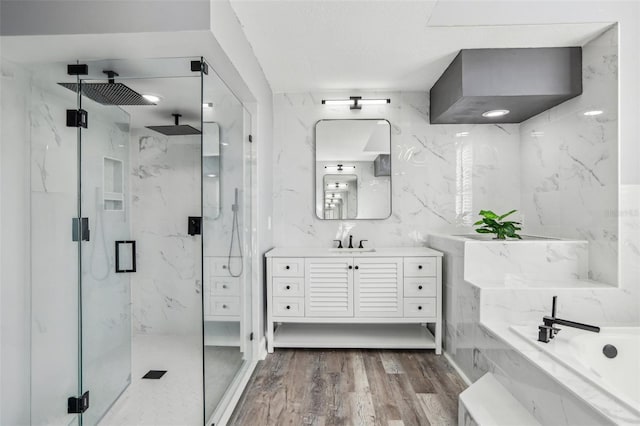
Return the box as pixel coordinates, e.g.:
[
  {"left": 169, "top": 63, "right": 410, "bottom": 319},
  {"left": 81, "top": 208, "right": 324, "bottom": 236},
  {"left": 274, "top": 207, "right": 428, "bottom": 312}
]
[{"left": 228, "top": 349, "right": 467, "bottom": 426}]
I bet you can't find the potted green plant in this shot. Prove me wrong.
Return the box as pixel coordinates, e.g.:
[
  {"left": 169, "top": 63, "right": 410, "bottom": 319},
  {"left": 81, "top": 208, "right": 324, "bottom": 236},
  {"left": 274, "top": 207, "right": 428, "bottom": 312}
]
[{"left": 474, "top": 209, "right": 522, "bottom": 240}]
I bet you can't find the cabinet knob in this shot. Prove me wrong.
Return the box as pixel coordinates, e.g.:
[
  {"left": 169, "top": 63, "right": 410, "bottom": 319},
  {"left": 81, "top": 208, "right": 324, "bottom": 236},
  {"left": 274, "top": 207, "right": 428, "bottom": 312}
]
[
  {"left": 286, "top": 305, "right": 291, "bottom": 310},
  {"left": 286, "top": 285, "right": 291, "bottom": 290},
  {"left": 222, "top": 265, "right": 227, "bottom": 269},
  {"left": 418, "top": 265, "right": 423, "bottom": 270},
  {"left": 418, "top": 305, "right": 422, "bottom": 310},
  {"left": 355, "top": 265, "right": 359, "bottom": 270},
  {"left": 348, "top": 265, "right": 353, "bottom": 270},
  {"left": 222, "top": 304, "right": 227, "bottom": 309},
  {"left": 285, "top": 265, "right": 290, "bottom": 270},
  {"left": 222, "top": 284, "right": 227, "bottom": 289},
  {"left": 418, "top": 285, "right": 423, "bottom": 290}
]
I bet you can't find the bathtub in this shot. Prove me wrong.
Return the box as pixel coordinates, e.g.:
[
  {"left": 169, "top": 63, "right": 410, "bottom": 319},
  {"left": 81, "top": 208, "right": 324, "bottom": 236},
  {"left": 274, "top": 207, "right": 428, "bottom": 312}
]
[{"left": 511, "top": 325, "right": 640, "bottom": 416}]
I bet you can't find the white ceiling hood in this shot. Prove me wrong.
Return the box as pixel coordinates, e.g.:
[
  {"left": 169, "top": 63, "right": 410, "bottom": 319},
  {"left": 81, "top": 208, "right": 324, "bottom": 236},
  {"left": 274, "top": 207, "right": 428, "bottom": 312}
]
[{"left": 230, "top": 1, "right": 612, "bottom": 93}]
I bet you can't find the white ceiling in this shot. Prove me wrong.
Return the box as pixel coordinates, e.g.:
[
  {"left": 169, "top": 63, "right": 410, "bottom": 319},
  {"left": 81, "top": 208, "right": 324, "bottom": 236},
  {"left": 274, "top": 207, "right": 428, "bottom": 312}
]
[{"left": 229, "top": 1, "right": 612, "bottom": 93}]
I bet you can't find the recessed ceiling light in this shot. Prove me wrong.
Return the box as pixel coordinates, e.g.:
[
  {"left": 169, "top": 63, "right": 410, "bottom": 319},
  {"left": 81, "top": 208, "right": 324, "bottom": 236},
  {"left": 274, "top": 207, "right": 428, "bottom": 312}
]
[
  {"left": 584, "top": 110, "right": 603, "bottom": 116},
  {"left": 482, "top": 109, "right": 510, "bottom": 118},
  {"left": 455, "top": 132, "right": 470, "bottom": 137},
  {"left": 203, "top": 102, "right": 214, "bottom": 108},
  {"left": 142, "top": 94, "right": 160, "bottom": 103}
]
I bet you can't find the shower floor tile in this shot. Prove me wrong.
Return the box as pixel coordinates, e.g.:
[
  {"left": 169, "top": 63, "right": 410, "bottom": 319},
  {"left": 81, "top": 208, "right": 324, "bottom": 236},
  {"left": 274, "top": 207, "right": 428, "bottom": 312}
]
[{"left": 98, "top": 334, "right": 203, "bottom": 426}]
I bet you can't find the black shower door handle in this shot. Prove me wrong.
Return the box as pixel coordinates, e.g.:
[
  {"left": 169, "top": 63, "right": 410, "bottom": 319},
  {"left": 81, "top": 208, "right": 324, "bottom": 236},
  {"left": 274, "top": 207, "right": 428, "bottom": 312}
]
[{"left": 115, "top": 240, "right": 137, "bottom": 273}]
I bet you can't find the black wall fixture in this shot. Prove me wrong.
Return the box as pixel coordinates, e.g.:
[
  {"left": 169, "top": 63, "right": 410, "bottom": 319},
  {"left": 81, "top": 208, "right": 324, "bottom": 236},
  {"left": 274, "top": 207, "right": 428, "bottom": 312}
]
[
  {"left": 429, "top": 47, "right": 582, "bottom": 124},
  {"left": 188, "top": 216, "right": 202, "bottom": 236}
]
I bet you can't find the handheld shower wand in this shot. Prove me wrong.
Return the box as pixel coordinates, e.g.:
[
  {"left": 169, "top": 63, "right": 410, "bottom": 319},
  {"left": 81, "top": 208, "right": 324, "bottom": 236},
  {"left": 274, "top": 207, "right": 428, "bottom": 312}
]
[{"left": 227, "top": 188, "right": 243, "bottom": 277}]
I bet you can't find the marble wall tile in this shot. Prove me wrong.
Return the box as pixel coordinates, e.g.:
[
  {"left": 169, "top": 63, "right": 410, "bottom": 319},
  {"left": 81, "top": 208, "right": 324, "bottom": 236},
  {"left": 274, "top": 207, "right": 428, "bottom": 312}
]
[
  {"left": 463, "top": 240, "right": 589, "bottom": 282},
  {"left": 520, "top": 25, "right": 619, "bottom": 284},
  {"left": 130, "top": 130, "right": 202, "bottom": 336},
  {"left": 273, "top": 91, "right": 521, "bottom": 248},
  {"left": 1, "top": 59, "right": 32, "bottom": 426}
]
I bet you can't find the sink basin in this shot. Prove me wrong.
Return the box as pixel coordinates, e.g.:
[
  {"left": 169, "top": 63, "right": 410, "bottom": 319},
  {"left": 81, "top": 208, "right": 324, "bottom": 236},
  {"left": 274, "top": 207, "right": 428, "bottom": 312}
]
[{"left": 329, "top": 248, "right": 376, "bottom": 253}]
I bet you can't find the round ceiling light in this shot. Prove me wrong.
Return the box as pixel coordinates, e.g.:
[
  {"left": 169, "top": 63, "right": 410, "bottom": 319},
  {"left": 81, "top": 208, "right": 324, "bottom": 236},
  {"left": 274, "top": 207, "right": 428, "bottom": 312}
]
[
  {"left": 482, "top": 109, "right": 510, "bottom": 118},
  {"left": 142, "top": 94, "right": 160, "bottom": 103},
  {"left": 583, "top": 110, "right": 603, "bottom": 116}
]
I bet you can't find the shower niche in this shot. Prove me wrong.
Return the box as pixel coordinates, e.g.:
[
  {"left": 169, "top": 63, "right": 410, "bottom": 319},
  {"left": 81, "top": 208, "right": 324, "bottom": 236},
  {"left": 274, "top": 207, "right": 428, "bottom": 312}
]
[{"left": 103, "top": 157, "right": 124, "bottom": 211}]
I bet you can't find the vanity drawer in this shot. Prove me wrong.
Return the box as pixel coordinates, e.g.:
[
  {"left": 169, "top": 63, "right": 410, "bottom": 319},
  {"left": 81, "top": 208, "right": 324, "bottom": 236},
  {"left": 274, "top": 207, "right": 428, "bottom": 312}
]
[
  {"left": 272, "top": 258, "right": 304, "bottom": 277},
  {"left": 403, "top": 257, "right": 436, "bottom": 277},
  {"left": 403, "top": 298, "right": 436, "bottom": 318},
  {"left": 210, "top": 276, "right": 240, "bottom": 296},
  {"left": 404, "top": 277, "right": 437, "bottom": 297},
  {"left": 273, "top": 277, "right": 304, "bottom": 297},
  {"left": 272, "top": 297, "right": 305, "bottom": 317},
  {"left": 209, "top": 296, "right": 240, "bottom": 316}
]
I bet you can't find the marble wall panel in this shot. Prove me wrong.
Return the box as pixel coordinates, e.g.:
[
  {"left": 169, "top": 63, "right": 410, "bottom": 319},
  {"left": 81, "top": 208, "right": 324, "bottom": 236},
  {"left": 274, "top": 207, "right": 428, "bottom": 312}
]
[
  {"left": 130, "top": 130, "right": 202, "bottom": 336},
  {"left": 520, "top": 25, "right": 619, "bottom": 284},
  {"left": 273, "top": 91, "right": 521, "bottom": 247}
]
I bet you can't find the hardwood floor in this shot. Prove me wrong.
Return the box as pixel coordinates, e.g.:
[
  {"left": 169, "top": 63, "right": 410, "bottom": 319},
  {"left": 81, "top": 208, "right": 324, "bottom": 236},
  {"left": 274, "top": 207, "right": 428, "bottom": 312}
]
[{"left": 228, "top": 349, "right": 467, "bottom": 426}]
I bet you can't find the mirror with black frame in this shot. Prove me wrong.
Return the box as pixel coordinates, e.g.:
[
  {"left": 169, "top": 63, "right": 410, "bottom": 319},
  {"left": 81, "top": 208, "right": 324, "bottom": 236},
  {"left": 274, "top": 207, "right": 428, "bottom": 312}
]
[{"left": 315, "top": 119, "right": 391, "bottom": 220}]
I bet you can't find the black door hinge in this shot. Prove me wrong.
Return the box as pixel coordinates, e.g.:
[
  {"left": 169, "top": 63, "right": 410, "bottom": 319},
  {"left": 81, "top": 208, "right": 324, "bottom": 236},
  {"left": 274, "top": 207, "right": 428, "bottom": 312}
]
[
  {"left": 67, "top": 64, "right": 88, "bottom": 76},
  {"left": 68, "top": 391, "right": 89, "bottom": 414},
  {"left": 250, "top": 332, "right": 254, "bottom": 341},
  {"left": 67, "top": 109, "right": 88, "bottom": 128},
  {"left": 248, "top": 135, "right": 253, "bottom": 143},
  {"left": 190, "top": 60, "right": 209, "bottom": 75},
  {"left": 72, "top": 218, "right": 90, "bottom": 242}
]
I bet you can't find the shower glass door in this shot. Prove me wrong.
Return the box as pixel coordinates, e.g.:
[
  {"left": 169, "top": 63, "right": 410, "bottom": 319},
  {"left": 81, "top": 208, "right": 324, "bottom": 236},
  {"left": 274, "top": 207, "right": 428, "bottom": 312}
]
[
  {"left": 202, "top": 59, "right": 253, "bottom": 423},
  {"left": 29, "top": 62, "right": 83, "bottom": 426},
  {"left": 78, "top": 78, "right": 133, "bottom": 425}
]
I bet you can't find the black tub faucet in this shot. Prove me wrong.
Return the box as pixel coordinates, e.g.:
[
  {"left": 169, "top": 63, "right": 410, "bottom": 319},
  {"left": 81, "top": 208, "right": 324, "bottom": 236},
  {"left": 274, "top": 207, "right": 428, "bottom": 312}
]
[
  {"left": 333, "top": 239, "right": 343, "bottom": 249},
  {"left": 538, "top": 296, "right": 600, "bottom": 343},
  {"left": 348, "top": 235, "right": 354, "bottom": 248}
]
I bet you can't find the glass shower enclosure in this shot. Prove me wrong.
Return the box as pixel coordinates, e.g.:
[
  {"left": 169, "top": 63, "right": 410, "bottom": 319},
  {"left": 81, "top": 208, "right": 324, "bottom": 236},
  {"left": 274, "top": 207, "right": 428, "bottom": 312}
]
[{"left": 28, "top": 56, "right": 253, "bottom": 425}]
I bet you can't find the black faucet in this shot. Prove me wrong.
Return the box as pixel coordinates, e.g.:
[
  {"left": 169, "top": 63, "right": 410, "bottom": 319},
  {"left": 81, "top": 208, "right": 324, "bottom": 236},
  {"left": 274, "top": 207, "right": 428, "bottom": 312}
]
[
  {"left": 333, "top": 239, "right": 343, "bottom": 249},
  {"left": 359, "top": 239, "right": 368, "bottom": 249},
  {"left": 538, "top": 296, "right": 600, "bottom": 343},
  {"left": 348, "top": 235, "right": 354, "bottom": 249}
]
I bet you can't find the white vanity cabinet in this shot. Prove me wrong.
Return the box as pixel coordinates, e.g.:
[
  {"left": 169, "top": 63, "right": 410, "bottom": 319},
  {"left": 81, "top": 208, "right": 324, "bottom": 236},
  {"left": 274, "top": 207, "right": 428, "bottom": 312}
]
[{"left": 266, "top": 247, "right": 443, "bottom": 354}]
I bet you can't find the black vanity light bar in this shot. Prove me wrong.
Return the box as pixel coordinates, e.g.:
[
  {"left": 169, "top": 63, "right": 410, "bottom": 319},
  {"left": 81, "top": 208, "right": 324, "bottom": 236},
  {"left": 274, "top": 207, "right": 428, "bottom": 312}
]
[
  {"left": 321, "top": 96, "right": 391, "bottom": 110},
  {"left": 324, "top": 164, "right": 355, "bottom": 171}
]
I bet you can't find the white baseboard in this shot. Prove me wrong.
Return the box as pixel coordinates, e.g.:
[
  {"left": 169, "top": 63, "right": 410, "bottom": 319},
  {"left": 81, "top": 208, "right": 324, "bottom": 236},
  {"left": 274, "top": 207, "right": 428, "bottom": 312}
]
[
  {"left": 257, "top": 336, "right": 267, "bottom": 360},
  {"left": 207, "top": 360, "right": 258, "bottom": 426},
  {"left": 443, "top": 350, "right": 473, "bottom": 386}
]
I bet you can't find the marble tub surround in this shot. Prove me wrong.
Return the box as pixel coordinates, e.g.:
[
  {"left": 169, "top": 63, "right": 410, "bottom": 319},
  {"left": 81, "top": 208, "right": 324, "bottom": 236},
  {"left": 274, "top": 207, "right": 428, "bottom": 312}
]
[
  {"left": 429, "top": 234, "right": 639, "bottom": 425},
  {"left": 463, "top": 239, "right": 589, "bottom": 282},
  {"left": 520, "top": 25, "right": 619, "bottom": 285}
]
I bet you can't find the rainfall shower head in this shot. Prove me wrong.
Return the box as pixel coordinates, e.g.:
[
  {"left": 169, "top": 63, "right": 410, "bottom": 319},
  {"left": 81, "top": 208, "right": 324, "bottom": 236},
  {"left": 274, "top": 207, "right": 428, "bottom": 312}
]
[
  {"left": 58, "top": 70, "right": 156, "bottom": 106},
  {"left": 146, "top": 114, "right": 201, "bottom": 136}
]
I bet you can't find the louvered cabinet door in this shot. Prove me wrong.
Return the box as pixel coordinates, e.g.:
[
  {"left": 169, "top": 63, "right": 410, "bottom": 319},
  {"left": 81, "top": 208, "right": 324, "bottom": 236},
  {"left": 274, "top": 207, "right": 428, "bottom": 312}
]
[
  {"left": 354, "top": 258, "right": 403, "bottom": 317},
  {"left": 305, "top": 258, "right": 354, "bottom": 317}
]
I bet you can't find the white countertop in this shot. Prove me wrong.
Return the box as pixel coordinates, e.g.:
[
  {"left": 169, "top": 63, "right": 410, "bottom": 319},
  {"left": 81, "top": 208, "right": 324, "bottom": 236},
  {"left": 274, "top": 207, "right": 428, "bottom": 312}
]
[{"left": 265, "top": 247, "right": 443, "bottom": 258}]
